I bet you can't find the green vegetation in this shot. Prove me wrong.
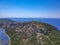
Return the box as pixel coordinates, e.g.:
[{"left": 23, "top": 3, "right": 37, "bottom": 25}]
[
  {"left": 0, "top": 19, "right": 60, "bottom": 45},
  {"left": 0, "top": 18, "right": 15, "bottom": 23}
]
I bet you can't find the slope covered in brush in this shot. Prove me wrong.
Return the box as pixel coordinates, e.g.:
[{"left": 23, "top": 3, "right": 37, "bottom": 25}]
[
  {"left": 5, "top": 21, "right": 60, "bottom": 45},
  {"left": 0, "top": 19, "right": 60, "bottom": 45}
]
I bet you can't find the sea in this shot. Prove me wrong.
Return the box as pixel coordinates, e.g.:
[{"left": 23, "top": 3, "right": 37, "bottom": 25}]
[{"left": 0, "top": 29, "right": 9, "bottom": 45}]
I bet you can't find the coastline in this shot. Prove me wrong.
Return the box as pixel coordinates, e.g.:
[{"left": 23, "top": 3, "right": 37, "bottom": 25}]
[{"left": 1, "top": 29, "right": 11, "bottom": 45}]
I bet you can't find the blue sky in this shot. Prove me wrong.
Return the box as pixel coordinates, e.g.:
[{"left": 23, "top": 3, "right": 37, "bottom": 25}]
[{"left": 0, "top": 0, "right": 60, "bottom": 18}]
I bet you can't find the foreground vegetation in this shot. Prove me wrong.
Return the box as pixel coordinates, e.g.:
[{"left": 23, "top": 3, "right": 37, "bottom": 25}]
[{"left": 0, "top": 19, "right": 60, "bottom": 45}]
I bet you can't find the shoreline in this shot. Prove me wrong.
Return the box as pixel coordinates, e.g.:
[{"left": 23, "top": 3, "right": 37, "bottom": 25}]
[
  {"left": 4, "top": 31, "right": 11, "bottom": 45},
  {"left": 0, "top": 28, "right": 11, "bottom": 45}
]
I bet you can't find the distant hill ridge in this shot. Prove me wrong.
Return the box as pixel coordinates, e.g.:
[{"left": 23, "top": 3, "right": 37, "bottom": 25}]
[{"left": 0, "top": 18, "right": 15, "bottom": 23}]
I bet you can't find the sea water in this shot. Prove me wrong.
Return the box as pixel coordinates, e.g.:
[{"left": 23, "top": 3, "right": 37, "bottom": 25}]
[{"left": 0, "top": 29, "right": 9, "bottom": 45}]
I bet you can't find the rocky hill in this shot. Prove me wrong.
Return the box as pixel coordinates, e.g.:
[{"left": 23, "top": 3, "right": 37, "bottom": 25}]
[{"left": 0, "top": 19, "right": 60, "bottom": 45}]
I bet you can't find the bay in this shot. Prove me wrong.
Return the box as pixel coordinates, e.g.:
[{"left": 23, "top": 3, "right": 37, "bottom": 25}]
[{"left": 0, "top": 29, "right": 10, "bottom": 45}]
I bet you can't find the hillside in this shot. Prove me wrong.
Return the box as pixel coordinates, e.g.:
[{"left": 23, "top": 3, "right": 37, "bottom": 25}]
[
  {"left": 0, "top": 18, "right": 15, "bottom": 28},
  {"left": 0, "top": 19, "right": 60, "bottom": 45},
  {"left": 0, "top": 18, "right": 15, "bottom": 23}
]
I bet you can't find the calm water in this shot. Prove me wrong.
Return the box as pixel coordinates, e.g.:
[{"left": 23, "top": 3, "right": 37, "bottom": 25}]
[
  {"left": 11, "top": 18, "right": 60, "bottom": 30},
  {"left": 0, "top": 29, "right": 9, "bottom": 45}
]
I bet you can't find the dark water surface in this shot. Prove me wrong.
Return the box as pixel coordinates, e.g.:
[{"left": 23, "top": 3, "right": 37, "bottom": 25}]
[{"left": 0, "top": 29, "right": 9, "bottom": 45}]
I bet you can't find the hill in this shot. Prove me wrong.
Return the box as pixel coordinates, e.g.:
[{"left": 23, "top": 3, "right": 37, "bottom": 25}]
[
  {"left": 0, "top": 19, "right": 60, "bottom": 45},
  {"left": 0, "top": 18, "right": 15, "bottom": 23}
]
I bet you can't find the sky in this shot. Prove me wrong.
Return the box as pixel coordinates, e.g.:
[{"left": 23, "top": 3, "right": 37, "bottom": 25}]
[{"left": 0, "top": 0, "right": 60, "bottom": 18}]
